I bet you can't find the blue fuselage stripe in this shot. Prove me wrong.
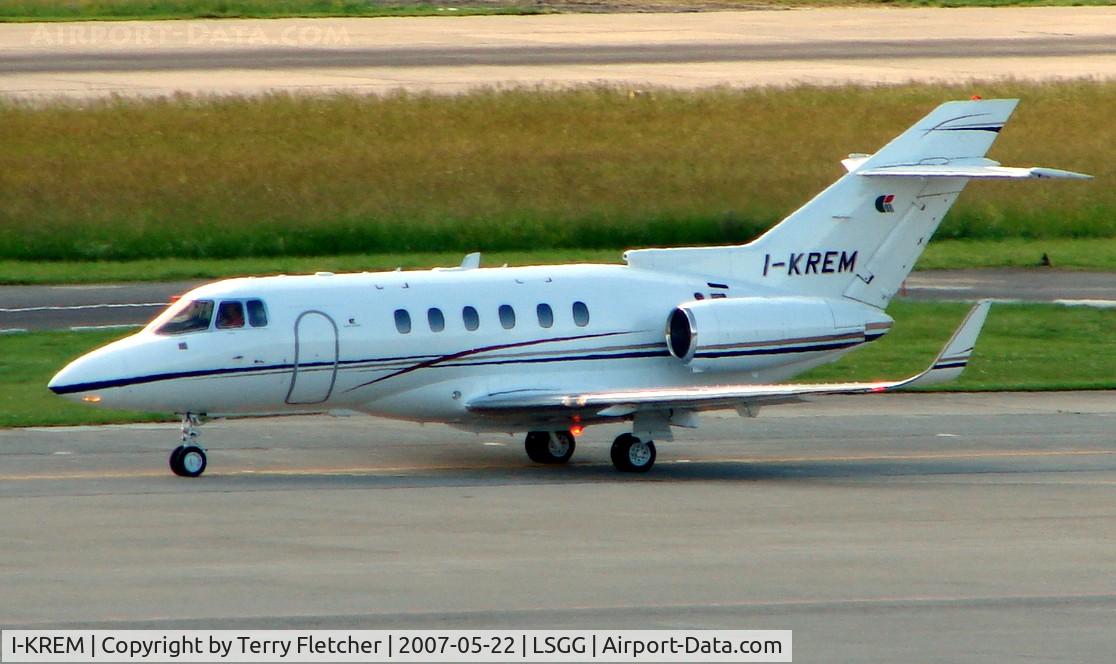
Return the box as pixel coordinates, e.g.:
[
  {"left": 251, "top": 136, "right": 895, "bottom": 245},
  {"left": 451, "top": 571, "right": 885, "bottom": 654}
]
[{"left": 52, "top": 333, "right": 877, "bottom": 395}]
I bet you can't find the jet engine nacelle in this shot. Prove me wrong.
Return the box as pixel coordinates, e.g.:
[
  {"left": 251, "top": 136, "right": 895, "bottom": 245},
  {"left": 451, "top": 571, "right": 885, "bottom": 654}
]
[{"left": 665, "top": 296, "right": 892, "bottom": 372}]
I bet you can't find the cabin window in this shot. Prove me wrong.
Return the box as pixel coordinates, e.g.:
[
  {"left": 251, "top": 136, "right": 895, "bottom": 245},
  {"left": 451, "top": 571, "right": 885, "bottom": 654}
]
[
  {"left": 462, "top": 306, "right": 479, "bottom": 331},
  {"left": 537, "top": 303, "right": 554, "bottom": 328},
  {"left": 216, "top": 301, "right": 246, "bottom": 329},
  {"left": 394, "top": 309, "right": 411, "bottom": 334},
  {"left": 246, "top": 299, "right": 268, "bottom": 327},
  {"left": 499, "top": 304, "right": 516, "bottom": 329},
  {"left": 572, "top": 301, "right": 590, "bottom": 327},
  {"left": 155, "top": 300, "right": 214, "bottom": 335},
  {"left": 428, "top": 307, "right": 445, "bottom": 333}
]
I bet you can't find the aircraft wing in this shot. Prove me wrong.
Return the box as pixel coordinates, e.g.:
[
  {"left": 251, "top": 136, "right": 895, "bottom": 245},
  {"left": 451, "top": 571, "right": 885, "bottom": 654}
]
[{"left": 467, "top": 301, "right": 990, "bottom": 418}]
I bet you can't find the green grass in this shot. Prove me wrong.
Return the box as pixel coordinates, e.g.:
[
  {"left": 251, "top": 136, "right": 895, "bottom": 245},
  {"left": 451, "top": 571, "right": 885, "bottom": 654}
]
[
  {"left": 3, "top": 302, "right": 1113, "bottom": 428},
  {"left": 0, "top": 249, "right": 624, "bottom": 284},
  {"left": 3, "top": 239, "right": 1116, "bottom": 285},
  {"left": 0, "top": 329, "right": 164, "bottom": 427},
  {"left": 0, "top": 1, "right": 545, "bottom": 21},
  {"left": 801, "top": 301, "right": 1116, "bottom": 391},
  {"left": 2, "top": 0, "right": 1112, "bottom": 21},
  {"left": 0, "top": 82, "right": 1109, "bottom": 263},
  {"left": 917, "top": 238, "right": 1116, "bottom": 271}
]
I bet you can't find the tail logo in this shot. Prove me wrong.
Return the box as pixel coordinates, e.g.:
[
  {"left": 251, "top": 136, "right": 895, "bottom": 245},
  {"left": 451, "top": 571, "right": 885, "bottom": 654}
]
[{"left": 874, "top": 194, "right": 896, "bottom": 213}]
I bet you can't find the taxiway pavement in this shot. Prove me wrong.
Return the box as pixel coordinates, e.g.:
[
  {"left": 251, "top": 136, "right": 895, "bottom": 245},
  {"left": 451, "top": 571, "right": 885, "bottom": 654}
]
[
  {"left": 2, "top": 392, "right": 1115, "bottom": 662},
  {"left": 2, "top": 8, "right": 1115, "bottom": 98}
]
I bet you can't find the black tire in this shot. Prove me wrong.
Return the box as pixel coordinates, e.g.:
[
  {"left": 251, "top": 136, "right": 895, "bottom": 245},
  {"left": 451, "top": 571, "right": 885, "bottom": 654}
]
[
  {"left": 610, "top": 434, "right": 656, "bottom": 473},
  {"left": 169, "top": 445, "right": 186, "bottom": 476},
  {"left": 170, "top": 445, "right": 207, "bottom": 478},
  {"left": 524, "top": 430, "right": 575, "bottom": 464}
]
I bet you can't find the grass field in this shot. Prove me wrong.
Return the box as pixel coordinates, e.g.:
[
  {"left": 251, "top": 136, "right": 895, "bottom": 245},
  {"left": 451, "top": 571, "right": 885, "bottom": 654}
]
[
  {"left": 0, "top": 1, "right": 540, "bottom": 21},
  {"left": 4, "top": 301, "right": 1113, "bottom": 428},
  {"left": 800, "top": 301, "right": 1116, "bottom": 391},
  {"left": 0, "top": 328, "right": 164, "bottom": 427},
  {"left": 2, "top": 238, "right": 1115, "bottom": 285},
  {"left": 0, "top": 82, "right": 1109, "bottom": 263},
  {"left": 3, "top": 0, "right": 1113, "bottom": 21},
  {"left": 0, "top": 249, "right": 623, "bottom": 284}
]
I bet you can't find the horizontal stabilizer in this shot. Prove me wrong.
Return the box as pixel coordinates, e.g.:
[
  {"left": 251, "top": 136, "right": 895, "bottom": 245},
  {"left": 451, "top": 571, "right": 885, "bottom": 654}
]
[
  {"left": 467, "top": 302, "right": 992, "bottom": 417},
  {"left": 859, "top": 164, "right": 1092, "bottom": 180}
]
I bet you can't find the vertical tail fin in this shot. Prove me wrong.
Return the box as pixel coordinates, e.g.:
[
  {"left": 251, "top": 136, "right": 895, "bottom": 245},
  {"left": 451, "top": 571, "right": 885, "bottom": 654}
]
[
  {"left": 625, "top": 99, "right": 1087, "bottom": 308},
  {"left": 748, "top": 99, "right": 1019, "bottom": 307}
]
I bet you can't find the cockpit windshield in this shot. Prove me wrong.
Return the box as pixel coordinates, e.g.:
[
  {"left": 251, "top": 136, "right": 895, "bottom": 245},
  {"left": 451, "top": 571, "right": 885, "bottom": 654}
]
[{"left": 154, "top": 300, "right": 214, "bottom": 335}]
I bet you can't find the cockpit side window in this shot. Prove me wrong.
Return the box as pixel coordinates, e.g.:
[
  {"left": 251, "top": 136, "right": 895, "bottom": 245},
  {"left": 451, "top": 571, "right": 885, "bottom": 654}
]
[
  {"left": 155, "top": 300, "right": 214, "bottom": 335},
  {"left": 216, "top": 301, "right": 245, "bottom": 329},
  {"left": 246, "top": 299, "right": 268, "bottom": 327}
]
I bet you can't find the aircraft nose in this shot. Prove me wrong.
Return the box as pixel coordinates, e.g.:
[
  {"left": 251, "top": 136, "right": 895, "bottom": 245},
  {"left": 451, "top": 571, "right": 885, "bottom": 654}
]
[{"left": 48, "top": 344, "right": 129, "bottom": 401}]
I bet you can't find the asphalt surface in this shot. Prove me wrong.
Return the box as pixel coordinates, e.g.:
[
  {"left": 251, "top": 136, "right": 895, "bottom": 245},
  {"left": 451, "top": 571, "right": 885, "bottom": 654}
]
[
  {"left": 2, "top": 269, "right": 1114, "bottom": 332},
  {"left": 2, "top": 392, "right": 1115, "bottom": 662},
  {"left": 900, "top": 269, "right": 1116, "bottom": 304},
  {"left": 0, "top": 280, "right": 199, "bottom": 332},
  {"left": 12, "top": 36, "right": 1116, "bottom": 74},
  {"left": 3, "top": 8, "right": 1115, "bottom": 97}
]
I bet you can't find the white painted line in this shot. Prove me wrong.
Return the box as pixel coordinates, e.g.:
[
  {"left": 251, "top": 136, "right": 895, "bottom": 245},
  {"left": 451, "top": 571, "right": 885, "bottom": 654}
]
[
  {"left": 904, "top": 285, "right": 977, "bottom": 291},
  {"left": 49, "top": 284, "right": 131, "bottom": 290},
  {"left": 1054, "top": 299, "right": 1116, "bottom": 309},
  {"left": 22, "top": 423, "right": 177, "bottom": 432},
  {"left": 0, "top": 302, "right": 167, "bottom": 313},
  {"left": 0, "top": 327, "right": 28, "bottom": 334},
  {"left": 69, "top": 323, "right": 144, "bottom": 331}
]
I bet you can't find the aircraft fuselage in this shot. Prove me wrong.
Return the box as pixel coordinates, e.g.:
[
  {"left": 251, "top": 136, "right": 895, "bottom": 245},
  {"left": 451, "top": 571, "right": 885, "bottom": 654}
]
[{"left": 49, "top": 263, "right": 890, "bottom": 431}]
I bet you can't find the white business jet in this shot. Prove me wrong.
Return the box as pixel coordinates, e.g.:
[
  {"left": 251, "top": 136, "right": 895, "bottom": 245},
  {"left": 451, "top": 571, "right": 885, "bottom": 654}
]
[{"left": 50, "top": 99, "right": 1090, "bottom": 477}]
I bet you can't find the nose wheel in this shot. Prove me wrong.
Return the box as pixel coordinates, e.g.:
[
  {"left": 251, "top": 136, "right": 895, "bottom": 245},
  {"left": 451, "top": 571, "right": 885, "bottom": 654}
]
[
  {"left": 170, "top": 413, "right": 207, "bottom": 478},
  {"left": 170, "top": 445, "right": 207, "bottom": 477},
  {"left": 525, "top": 430, "right": 575, "bottom": 464},
  {"left": 611, "top": 433, "right": 656, "bottom": 473}
]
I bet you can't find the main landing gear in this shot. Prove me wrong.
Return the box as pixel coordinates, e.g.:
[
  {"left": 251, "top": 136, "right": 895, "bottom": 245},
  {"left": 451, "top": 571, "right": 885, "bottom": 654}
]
[
  {"left": 611, "top": 433, "right": 656, "bottom": 473},
  {"left": 523, "top": 430, "right": 658, "bottom": 472},
  {"left": 524, "top": 430, "right": 576, "bottom": 464},
  {"left": 169, "top": 413, "right": 207, "bottom": 478}
]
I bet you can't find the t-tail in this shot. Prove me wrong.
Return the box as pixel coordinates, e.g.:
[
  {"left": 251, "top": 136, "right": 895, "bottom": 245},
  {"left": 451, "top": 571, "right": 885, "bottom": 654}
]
[{"left": 625, "top": 99, "right": 1091, "bottom": 307}]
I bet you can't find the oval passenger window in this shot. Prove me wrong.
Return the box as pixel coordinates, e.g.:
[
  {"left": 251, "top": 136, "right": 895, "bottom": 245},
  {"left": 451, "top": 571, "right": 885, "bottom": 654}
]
[
  {"left": 462, "top": 306, "right": 479, "bottom": 331},
  {"left": 394, "top": 309, "right": 411, "bottom": 334},
  {"left": 537, "top": 303, "right": 554, "bottom": 328},
  {"left": 428, "top": 307, "right": 445, "bottom": 333},
  {"left": 572, "top": 301, "right": 590, "bottom": 327},
  {"left": 499, "top": 305, "right": 516, "bottom": 329}
]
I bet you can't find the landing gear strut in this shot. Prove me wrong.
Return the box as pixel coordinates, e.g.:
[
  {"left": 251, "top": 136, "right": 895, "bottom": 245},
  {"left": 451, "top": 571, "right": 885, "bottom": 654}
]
[
  {"left": 524, "top": 430, "right": 575, "bottom": 464},
  {"left": 611, "top": 433, "right": 656, "bottom": 473},
  {"left": 169, "top": 413, "right": 207, "bottom": 478}
]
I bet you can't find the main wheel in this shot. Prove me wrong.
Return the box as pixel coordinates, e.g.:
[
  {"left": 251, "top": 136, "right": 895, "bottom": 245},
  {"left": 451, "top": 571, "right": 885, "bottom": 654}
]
[
  {"left": 169, "top": 445, "right": 207, "bottom": 478},
  {"left": 611, "top": 434, "right": 656, "bottom": 473},
  {"left": 524, "top": 431, "right": 575, "bottom": 464}
]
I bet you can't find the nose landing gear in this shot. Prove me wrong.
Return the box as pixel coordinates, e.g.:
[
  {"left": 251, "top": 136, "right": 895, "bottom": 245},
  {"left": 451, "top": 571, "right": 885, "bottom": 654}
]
[{"left": 169, "top": 413, "right": 207, "bottom": 478}]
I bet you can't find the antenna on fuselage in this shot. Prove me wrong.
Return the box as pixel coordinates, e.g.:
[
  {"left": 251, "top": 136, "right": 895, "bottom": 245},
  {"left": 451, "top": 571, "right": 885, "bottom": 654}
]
[
  {"left": 433, "top": 252, "right": 483, "bottom": 272},
  {"left": 460, "top": 252, "right": 481, "bottom": 270}
]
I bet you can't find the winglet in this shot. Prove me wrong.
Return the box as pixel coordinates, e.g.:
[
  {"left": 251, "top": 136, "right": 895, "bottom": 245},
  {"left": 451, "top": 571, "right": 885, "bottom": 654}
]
[{"left": 899, "top": 300, "right": 991, "bottom": 389}]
